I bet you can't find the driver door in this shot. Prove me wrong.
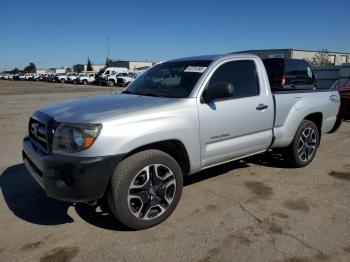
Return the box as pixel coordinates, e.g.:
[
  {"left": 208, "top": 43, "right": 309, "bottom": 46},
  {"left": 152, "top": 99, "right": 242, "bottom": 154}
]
[{"left": 198, "top": 59, "right": 274, "bottom": 168}]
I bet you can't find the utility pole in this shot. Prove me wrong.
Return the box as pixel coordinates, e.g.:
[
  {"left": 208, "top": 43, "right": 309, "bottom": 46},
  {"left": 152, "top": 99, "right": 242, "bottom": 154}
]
[{"left": 107, "top": 36, "right": 110, "bottom": 59}]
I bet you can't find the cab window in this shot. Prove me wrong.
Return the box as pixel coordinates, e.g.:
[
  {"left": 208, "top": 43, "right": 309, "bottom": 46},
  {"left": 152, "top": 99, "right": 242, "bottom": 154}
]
[{"left": 285, "top": 60, "right": 314, "bottom": 84}]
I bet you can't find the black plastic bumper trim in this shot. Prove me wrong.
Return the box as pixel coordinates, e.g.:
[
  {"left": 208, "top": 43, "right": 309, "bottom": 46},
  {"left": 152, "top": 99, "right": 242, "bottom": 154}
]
[{"left": 22, "top": 136, "right": 124, "bottom": 202}]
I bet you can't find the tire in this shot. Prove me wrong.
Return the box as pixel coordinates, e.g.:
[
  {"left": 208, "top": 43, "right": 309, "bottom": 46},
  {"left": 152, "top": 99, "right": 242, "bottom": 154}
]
[
  {"left": 107, "top": 149, "right": 183, "bottom": 230},
  {"left": 83, "top": 80, "right": 88, "bottom": 85},
  {"left": 284, "top": 120, "right": 320, "bottom": 167},
  {"left": 108, "top": 80, "right": 115, "bottom": 87},
  {"left": 60, "top": 79, "right": 65, "bottom": 83}
]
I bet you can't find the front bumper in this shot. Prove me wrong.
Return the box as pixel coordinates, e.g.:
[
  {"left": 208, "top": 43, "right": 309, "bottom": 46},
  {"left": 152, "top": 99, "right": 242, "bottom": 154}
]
[{"left": 22, "top": 136, "right": 123, "bottom": 202}]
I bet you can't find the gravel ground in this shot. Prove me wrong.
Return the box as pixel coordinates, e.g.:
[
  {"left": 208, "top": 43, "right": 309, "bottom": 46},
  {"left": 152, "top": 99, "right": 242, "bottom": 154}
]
[{"left": 0, "top": 80, "right": 349, "bottom": 262}]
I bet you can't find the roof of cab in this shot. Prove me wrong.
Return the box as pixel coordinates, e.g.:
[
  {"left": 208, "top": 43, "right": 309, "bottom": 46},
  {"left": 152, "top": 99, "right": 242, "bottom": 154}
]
[{"left": 168, "top": 53, "right": 260, "bottom": 62}]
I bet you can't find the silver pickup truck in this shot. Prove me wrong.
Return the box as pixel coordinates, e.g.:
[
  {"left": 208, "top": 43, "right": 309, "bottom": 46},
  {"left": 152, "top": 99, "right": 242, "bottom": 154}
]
[{"left": 22, "top": 54, "right": 340, "bottom": 229}]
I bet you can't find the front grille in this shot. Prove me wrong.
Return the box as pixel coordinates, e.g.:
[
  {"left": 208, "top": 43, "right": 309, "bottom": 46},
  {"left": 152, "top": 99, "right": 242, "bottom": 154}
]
[
  {"left": 28, "top": 112, "right": 57, "bottom": 153},
  {"left": 29, "top": 117, "right": 49, "bottom": 152},
  {"left": 117, "top": 78, "right": 125, "bottom": 84}
]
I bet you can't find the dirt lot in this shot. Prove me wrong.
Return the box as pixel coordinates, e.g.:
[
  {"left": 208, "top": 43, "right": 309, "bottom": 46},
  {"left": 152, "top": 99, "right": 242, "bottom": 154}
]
[{"left": 0, "top": 80, "right": 349, "bottom": 262}]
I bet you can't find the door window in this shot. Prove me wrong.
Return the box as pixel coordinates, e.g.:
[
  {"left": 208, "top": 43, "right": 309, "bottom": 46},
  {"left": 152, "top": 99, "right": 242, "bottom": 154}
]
[{"left": 207, "top": 60, "right": 260, "bottom": 99}]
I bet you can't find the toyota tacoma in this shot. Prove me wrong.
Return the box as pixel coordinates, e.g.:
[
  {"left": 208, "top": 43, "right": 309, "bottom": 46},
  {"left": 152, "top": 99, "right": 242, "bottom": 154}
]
[{"left": 23, "top": 54, "right": 340, "bottom": 229}]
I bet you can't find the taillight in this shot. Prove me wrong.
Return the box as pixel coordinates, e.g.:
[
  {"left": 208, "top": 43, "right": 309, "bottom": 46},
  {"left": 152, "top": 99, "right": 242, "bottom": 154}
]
[{"left": 281, "top": 75, "right": 286, "bottom": 86}]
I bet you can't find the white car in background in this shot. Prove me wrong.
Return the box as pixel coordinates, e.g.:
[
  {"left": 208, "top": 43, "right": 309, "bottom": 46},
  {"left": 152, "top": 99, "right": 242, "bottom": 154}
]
[
  {"left": 96, "top": 67, "right": 129, "bottom": 86},
  {"left": 24, "top": 73, "right": 31, "bottom": 80},
  {"left": 76, "top": 73, "right": 95, "bottom": 85},
  {"left": 19, "top": 74, "right": 26, "bottom": 80},
  {"left": 116, "top": 71, "right": 144, "bottom": 87},
  {"left": 106, "top": 72, "right": 131, "bottom": 87},
  {"left": 2, "top": 74, "right": 14, "bottom": 80},
  {"left": 66, "top": 73, "right": 78, "bottom": 83},
  {"left": 54, "top": 73, "right": 67, "bottom": 83},
  {"left": 33, "top": 74, "right": 42, "bottom": 81},
  {"left": 27, "top": 73, "right": 38, "bottom": 80}
]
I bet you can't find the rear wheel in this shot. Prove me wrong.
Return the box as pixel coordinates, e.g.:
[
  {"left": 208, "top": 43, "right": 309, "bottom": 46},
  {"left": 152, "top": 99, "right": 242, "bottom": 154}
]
[
  {"left": 284, "top": 120, "right": 319, "bottom": 167},
  {"left": 107, "top": 150, "right": 183, "bottom": 230},
  {"left": 82, "top": 80, "right": 88, "bottom": 85}
]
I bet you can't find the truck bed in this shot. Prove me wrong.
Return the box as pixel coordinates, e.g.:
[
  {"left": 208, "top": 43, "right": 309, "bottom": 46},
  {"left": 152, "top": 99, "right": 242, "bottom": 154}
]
[{"left": 271, "top": 89, "right": 340, "bottom": 148}]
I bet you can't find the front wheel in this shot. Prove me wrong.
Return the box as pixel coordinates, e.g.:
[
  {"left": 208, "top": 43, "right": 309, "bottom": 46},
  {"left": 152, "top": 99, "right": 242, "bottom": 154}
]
[
  {"left": 108, "top": 80, "right": 115, "bottom": 87},
  {"left": 107, "top": 150, "right": 183, "bottom": 230},
  {"left": 284, "top": 120, "right": 320, "bottom": 167}
]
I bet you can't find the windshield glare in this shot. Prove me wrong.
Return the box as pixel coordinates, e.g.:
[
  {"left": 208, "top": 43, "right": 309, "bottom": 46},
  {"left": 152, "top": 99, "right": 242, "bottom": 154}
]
[{"left": 126, "top": 60, "right": 211, "bottom": 98}]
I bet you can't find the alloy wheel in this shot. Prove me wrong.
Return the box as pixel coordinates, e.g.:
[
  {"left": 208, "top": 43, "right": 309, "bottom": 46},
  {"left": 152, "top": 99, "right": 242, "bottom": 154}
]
[
  {"left": 127, "top": 164, "right": 176, "bottom": 220},
  {"left": 298, "top": 127, "right": 317, "bottom": 162}
]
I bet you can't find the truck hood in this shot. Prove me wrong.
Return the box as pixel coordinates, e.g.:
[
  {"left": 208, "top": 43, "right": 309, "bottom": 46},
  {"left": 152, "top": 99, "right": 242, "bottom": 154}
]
[{"left": 39, "top": 93, "right": 180, "bottom": 123}]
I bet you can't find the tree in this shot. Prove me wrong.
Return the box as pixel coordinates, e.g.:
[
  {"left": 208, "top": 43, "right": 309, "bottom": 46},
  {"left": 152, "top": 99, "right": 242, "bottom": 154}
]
[
  {"left": 24, "top": 62, "right": 37, "bottom": 73},
  {"left": 9, "top": 67, "right": 22, "bottom": 74},
  {"left": 310, "top": 50, "right": 332, "bottom": 65},
  {"left": 105, "top": 58, "right": 113, "bottom": 67},
  {"left": 65, "top": 67, "right": 72, "bottom": 73},
  {"left": 87, "top": 58, "right": 93, "bottom": 71},
  {"left": 73, "top": 64, "right": 84, "bottom": 73}
]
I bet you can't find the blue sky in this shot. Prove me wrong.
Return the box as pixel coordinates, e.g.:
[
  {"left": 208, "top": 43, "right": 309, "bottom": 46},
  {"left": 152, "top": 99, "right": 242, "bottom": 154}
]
[{"left": 0, "top": 0, "right": 349, "bottom": 70}]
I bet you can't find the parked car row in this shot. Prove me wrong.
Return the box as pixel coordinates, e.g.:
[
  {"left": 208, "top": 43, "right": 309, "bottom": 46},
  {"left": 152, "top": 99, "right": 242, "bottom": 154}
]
[
  {"left": 0, "top": 67, "right": 145, "bottom": 87},
  {"left": 95, "top": 67, "right": 143, "bottom": 87}
]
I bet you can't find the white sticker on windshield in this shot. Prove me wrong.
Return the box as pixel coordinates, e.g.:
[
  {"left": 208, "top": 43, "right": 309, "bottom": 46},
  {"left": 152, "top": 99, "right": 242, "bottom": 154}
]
[{"left": 184, "top": 66, "right": 207, "bottom": 73}]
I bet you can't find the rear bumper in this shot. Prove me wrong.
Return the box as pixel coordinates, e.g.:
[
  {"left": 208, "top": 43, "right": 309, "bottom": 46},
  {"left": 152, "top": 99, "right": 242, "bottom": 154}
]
[{"left": 22, "top": 136, "right": 123, "bottom": 202}]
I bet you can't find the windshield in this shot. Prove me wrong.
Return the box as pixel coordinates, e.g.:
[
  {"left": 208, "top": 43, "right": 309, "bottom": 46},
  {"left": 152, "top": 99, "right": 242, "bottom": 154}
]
[
  {"left": 97, "top": 67, "right": 106, "bottom": 75},
  {"left": 126, "top": 60, "right": 211, "bottom": 98}
]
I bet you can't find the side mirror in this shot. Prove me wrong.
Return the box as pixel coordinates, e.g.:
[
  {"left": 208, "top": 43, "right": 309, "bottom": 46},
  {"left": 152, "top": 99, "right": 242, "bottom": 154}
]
[{"left": 202, "top": 82, "right": 234, "bottom": 103}]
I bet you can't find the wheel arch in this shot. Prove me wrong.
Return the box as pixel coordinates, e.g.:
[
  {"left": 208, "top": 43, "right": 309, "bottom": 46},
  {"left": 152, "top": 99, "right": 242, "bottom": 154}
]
[
  {"left": 304, "top": 112, "right": 323, "bottom": 137},
  {"left": 121, "top": 139, "right": 191, "bottom": 175},
  {"left": 272, "top": 111, "right": 323, "bottom": 148}
]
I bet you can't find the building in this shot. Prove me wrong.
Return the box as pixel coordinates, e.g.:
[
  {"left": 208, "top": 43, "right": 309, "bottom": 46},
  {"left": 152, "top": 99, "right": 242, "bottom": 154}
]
[
  {"left": 36, "top": 67, "right": 67, "bottom": 74},
  {"left": 36, "top": 69, "right": 47, "bottom": 74},
  {"left": 83, "top": 64, "right": 104, "bottom": 72},
  {"left": 238, "top": 49, "right": 350, "bottom": 65},
  {"left": 55, "top": 68, "right": 66, "bottom": 74},
  {"left": 109, "top": 60, "right": 154, "bottom": 71}
]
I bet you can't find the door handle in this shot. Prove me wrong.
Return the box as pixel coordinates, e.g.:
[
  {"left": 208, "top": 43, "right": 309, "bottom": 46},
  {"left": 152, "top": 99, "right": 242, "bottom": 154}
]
[{"left": 256, "top": 104, "right": 268, "bottom": 111}]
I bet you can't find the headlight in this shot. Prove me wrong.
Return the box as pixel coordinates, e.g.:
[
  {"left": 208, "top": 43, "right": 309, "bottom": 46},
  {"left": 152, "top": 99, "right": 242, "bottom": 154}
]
[{"left": 52, "top": 123, "right": 102, "bottom": 153}]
